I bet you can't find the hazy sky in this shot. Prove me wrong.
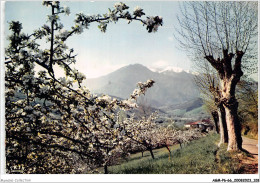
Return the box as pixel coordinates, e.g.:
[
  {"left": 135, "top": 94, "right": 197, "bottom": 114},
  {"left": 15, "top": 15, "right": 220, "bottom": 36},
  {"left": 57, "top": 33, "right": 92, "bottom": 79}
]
[{"left": 4, "top": 1, "right": 194, "bottom": 78}]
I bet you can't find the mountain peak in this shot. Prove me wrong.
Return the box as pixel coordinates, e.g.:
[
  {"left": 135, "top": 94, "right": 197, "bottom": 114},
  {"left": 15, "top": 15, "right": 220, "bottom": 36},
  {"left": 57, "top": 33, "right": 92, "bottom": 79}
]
[
  {"left": 148, "top": 66, "right": 190, "bottom": 74},
  {"left": 84, "top": 63, "right": 199, "bottom": 107},
  {"left": 126, "top": 63, "right": 149, "bottom": 69},
  {"left": 148, "top": 65, "right": 200, "bottom": 76},
  {"left": 118, "top": 63, "right": 152, "bottom": 73},
  {"left": 159, "top": 66, "right": 185, "bottom": 73}
]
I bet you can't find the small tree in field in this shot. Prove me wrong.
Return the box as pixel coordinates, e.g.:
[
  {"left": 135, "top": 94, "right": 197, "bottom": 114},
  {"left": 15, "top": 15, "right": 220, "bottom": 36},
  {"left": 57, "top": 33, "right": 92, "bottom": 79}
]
[
  {"left": 5, "top": 1, "right": 163, "bottom": 173},
  {"left": 121, "top": 111, "right": 158, "bottom": 159},
  {"left": 154, "top": 125, "right": 178, "bottom": 155}
]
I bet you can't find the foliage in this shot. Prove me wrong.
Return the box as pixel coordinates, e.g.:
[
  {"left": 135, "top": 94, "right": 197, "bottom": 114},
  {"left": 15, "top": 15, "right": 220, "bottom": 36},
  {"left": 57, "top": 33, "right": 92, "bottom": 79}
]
[
  {"left": 237, "top": 80, "right": 258, "bottom": 139},
  {"left": 5, "top": 1, "right": 163, "bottom": 174}
]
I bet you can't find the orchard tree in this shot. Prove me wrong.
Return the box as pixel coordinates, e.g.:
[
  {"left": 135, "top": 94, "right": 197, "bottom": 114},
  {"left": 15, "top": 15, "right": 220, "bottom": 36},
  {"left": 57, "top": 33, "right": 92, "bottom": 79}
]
[
  {"left": 154, "top": 125, "right": 178, "bottom": 155},
  {"left": 176, "top": 1, "right": 257, "bottom": 151},
  {"left": 5, "top": 1, "right": 163, "bottom": 173},
  {"left": 121, "top": 111, "right": 158, "bottom": 159},
  {"left": 136, "top": 96, "right": 152, "bottom": 120},
  {"left": 171, "top": 129, "right": 202, "bottom": 149}
]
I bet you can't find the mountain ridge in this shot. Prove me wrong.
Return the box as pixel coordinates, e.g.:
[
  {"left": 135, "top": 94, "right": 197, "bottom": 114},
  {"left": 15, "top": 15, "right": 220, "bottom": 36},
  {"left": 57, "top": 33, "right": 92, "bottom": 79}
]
[{"left": 83, "top": 64, "right": 200, "bottom": 108}]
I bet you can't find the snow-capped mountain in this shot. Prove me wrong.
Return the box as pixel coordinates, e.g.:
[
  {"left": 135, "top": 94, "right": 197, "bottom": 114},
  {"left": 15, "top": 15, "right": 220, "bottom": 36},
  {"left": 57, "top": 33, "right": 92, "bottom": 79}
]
[
  {"left": 149, "top": 66, "right": 187, "bottom": 73},
  {"left": 149, "top": 66, "right": 198, "bottom": 75},
  {"left": 83, "top": 64, "right": 200, "bottom": 107}
]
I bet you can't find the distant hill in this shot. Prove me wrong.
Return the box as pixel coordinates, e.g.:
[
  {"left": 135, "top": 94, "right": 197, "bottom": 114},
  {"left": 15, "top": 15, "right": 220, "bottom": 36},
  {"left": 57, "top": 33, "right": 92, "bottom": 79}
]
[{"left": 83, "top": 64, "right": 200, "bottom": 108}]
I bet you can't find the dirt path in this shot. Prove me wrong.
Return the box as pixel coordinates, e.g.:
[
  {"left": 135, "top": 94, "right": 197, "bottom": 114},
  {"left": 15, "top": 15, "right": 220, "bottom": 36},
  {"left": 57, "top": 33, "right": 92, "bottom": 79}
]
[{"left": 240, "top": 136, "right": 258, "bottom": 174}]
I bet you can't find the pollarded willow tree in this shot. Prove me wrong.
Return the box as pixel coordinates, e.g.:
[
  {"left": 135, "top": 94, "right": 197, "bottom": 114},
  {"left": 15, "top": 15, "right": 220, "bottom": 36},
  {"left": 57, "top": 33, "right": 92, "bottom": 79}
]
[
  {"left": 194, "top": 60, "right": 228, "bottom": 147},
  {"left": 176, "top": 1, "right": 258, "bottom": 151},
  {"left": 5, "top": 1, "right": 163, "bottom": 173}
]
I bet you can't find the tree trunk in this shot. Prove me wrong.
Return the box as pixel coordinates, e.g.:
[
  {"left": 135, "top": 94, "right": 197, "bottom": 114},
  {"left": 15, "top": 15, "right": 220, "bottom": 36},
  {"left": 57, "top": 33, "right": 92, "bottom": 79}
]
[
  {"left": 148, "top": 147, "right": 155, "bottom": 159},
  {"left": 206, "top": 49, "right": 244, "bottom": 151},
  {"left": 217, "top": 104, "right": 228, "bottom": 147},
  {"left": 179, "top": 141, "right": 182, "bottom": 149},
  {"left": 165, "top": 145, "right": 171, "bottom": 154},
  {"left": 165, "top": 145, "right": 171, "bottom": 160},
  {"left": 223, "top": 99, "right": 242, "bottom": 151},
  {"left": 220, "top": 71, "right": 243, "bottom": 151},
  {"left": 104, "top": 164, "right": 108, "bottom": 174},
  {"left": 211, "top": 111, "right": 219, "bottom": 133}
]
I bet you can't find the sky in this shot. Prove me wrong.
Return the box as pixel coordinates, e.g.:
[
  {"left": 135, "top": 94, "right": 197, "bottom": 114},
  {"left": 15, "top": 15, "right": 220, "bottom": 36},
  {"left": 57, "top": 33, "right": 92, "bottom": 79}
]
[{"left": 4, "top": 1, "right": 192, "bottom": 79}]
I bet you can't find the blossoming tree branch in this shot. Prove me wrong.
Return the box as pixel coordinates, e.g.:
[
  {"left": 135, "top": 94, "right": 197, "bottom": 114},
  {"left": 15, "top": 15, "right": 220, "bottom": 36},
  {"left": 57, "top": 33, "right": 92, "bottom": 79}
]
[{"left": 5, "top": 1, "right": 164, "bottom": 174}]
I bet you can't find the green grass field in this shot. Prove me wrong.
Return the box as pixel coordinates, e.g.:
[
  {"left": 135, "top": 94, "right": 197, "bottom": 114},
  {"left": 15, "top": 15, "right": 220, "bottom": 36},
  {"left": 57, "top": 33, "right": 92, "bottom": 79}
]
[{"left": 108, "top": 133, "right": 241, "bottom": 174}]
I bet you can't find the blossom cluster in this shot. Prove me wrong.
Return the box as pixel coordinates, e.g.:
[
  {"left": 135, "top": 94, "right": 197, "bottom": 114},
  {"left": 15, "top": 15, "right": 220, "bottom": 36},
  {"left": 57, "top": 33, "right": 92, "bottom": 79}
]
[
  {"left": 133, "top": 6, "right": 145, "bottom": 17},
  {"left": 114, "top": 2, "right": 129, "bottom": 12},
  {"left": 146, "top": 16, "right": 163, "bottom": 33},
  {"left": 5, "top": 1, "right": 164, "bottom": 174},
  {"left": 72, "top": 2, "right": 162, "bottom": 33}
]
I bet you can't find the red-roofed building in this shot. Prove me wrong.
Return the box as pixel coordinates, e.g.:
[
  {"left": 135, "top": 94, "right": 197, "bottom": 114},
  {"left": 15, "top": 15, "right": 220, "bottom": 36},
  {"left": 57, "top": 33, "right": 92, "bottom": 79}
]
[{"left": 184, "top": 119, "right": 213, "bottom": 131}]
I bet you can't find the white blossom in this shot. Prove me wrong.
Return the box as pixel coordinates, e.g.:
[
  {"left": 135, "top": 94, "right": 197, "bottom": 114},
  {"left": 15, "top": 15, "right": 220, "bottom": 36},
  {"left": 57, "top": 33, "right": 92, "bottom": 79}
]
[
  {"left": 58, "top": 23, "right": 64, "bottom": 29},
  {"left": 75, "top": 24, "right": 84, "bottom": 34},
  {"left": 26, "top": 127, "right": 31, "bottom": 132},
  {"left": 52, "top": 1, "right": 58, "bottom": 6},
  {"left": 33, "top": 110, "right": 41, "bottom": 117},
  {"left": 133, "top": 6, "right": 144, "bottom": 17},
  {"left": 35, "top": 50, "right": 43, "bottom": 58},
  {"left": 24, "top": 106, "right": 33, "bottom": 111},
  {"left": 109, "top": 12, "right": 118, "bottom": 21},
  {"left": 39, "top": 86, "right": 49, "bottom": 94},
  {"left": 153, "top": 24, "right": 159, "bottom": 32},
  {"left": 22, "top": 74, "right": 35, "bottom": 85},
  {"left": 64, "top": 6, "right": 70, "bottom": 16},
  {"left": 98, "top": 95, "right": 112, "bottom": 102},
  {"left": 47, "top": 15, "right": 59, "bottom": 22},
  {"left": 134, "top": 6, "right": 142, "bottom": 12},
  {"left": 120, "top": 130, "right": 125, "bottom": 136},
  {"left": 61, "top": 43, "right": 68, "bottom": 50},
  {"left": 59, "top": 77, "right": 67, "bottom": 85},
  {"left": 114, "top": 2, "right": 123, "bottom": 11},
  {"left": 77, "top": 72, "right": 86, "bottom": 81},
  {"left": 34, "top": 104, "right": 41, "bottom": 108},
  {"left": 59, "top": 29, "right": 69, "bottom": 39},
  {"left": 100, "top": 116, "right": 108, "bottom": 123},
  {"left": 146, "top": 17, "right": 155, "bottom": 26},
  {"left": 99, "top": 22, "right": 107, "bottom": 32},
  {"left": 6, "top": 88, "right": 15, "bottom": 96},
  {"left": 114, "top": 123, "right": 119, "bottom": 129}
]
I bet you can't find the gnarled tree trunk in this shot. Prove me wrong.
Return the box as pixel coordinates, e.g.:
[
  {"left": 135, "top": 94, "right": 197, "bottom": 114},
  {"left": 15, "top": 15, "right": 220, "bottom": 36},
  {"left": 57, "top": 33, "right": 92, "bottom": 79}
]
[
  {"left": 217, "top": 104, "right": 228, "bottom": 146},
  {"left": 211, "top": 111, "right": 219, "bottom": 134},
  {"left": 221, "top": 78, "right": 243, "bottom": 150},
  {"left": 206, "top": 50, "right": 244, "bottom": 151},
  {"left": 148, "top": 147, "right": 155, "bottom": 159},
  {"left": 104, "top": 164, "right": 108, "bottom": 174},
  {"left": 223, "top": 100, "right": 242, "bottom": 151}
]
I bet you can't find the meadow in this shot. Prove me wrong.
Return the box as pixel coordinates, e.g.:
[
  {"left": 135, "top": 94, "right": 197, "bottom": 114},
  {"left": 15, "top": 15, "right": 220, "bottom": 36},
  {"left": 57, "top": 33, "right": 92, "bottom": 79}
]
[{"left": 108, "top": 133, "right": 242, "bottom": 174}]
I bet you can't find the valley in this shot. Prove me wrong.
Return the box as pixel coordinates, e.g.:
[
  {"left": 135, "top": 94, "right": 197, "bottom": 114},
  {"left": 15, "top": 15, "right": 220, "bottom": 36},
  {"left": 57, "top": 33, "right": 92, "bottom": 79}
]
[{"left": 83, "top": 64, "right": 210, "bottom": 127}]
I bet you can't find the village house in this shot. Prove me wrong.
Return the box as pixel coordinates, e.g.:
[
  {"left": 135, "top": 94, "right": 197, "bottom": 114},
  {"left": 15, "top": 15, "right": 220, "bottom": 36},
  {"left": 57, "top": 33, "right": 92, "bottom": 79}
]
[{"left": 184, "top": 119, "right": 214, "bottom": 132}]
